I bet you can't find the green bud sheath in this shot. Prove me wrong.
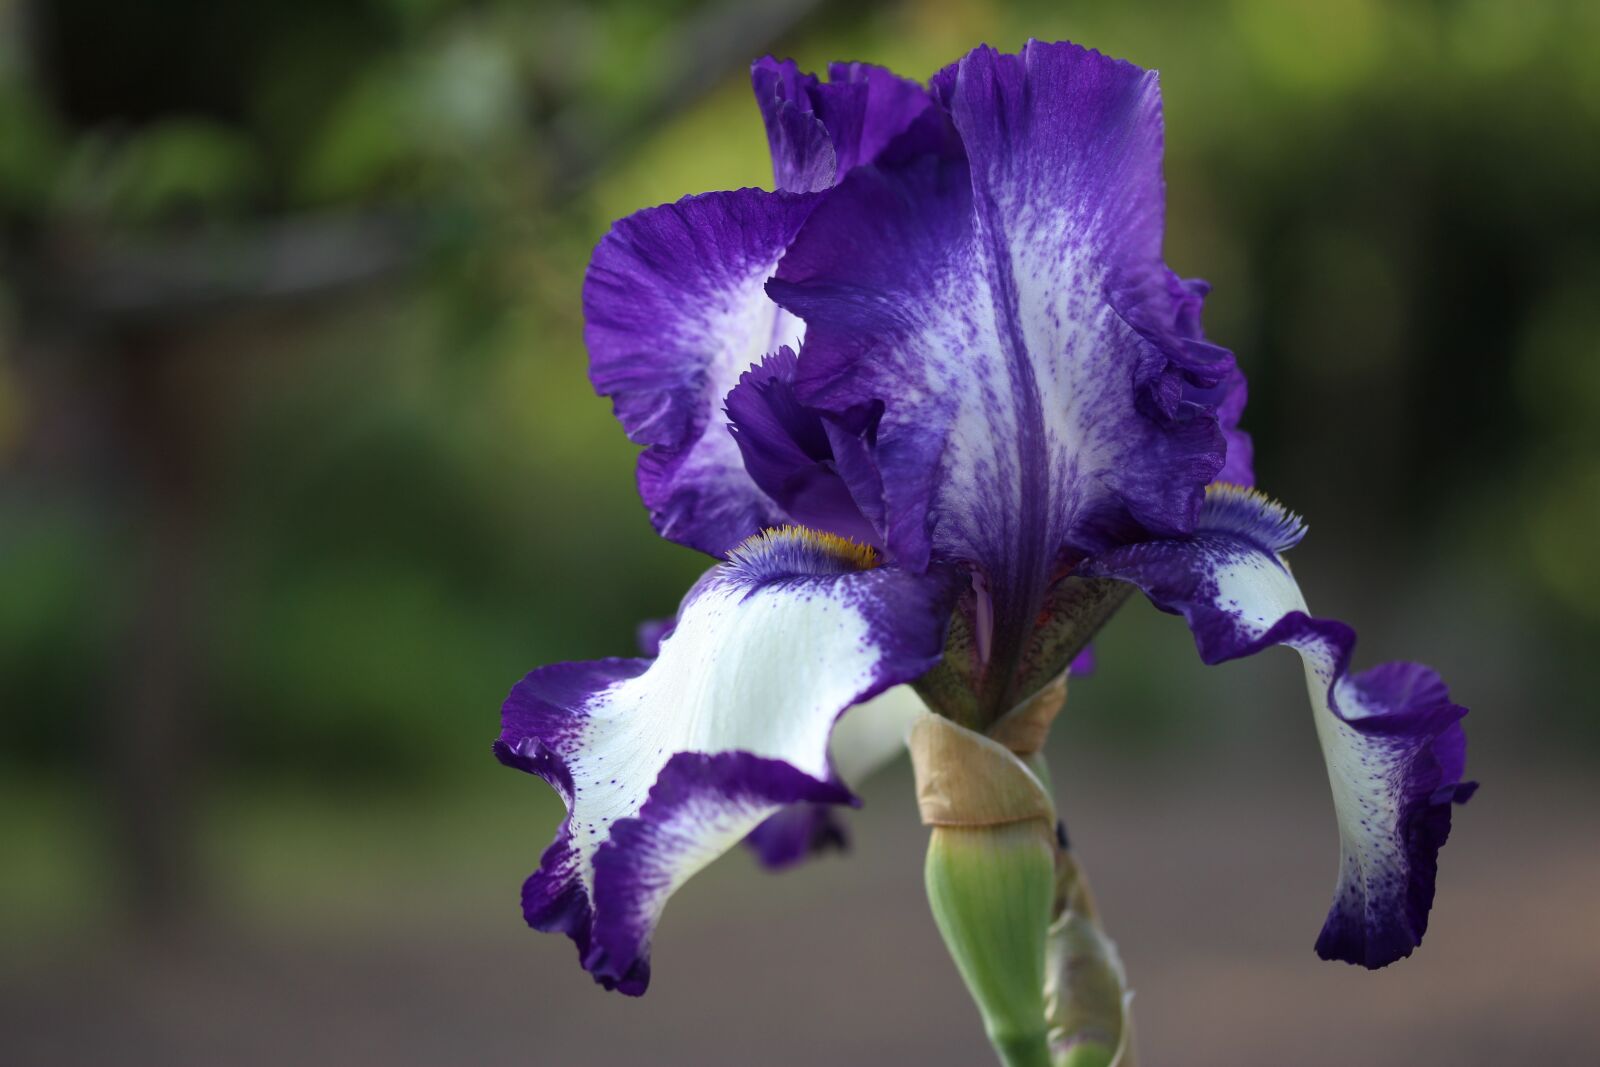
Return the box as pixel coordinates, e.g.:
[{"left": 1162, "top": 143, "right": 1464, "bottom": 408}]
[
  {"left": 910, "top": 714, "right": 1061, "bottom": 1067},
  {"left": 909, "top": 685, "right": 1135, "bottom": 1067},
  {"left": 926, "top": 823, "right": 1057, "bottom": 1067}
]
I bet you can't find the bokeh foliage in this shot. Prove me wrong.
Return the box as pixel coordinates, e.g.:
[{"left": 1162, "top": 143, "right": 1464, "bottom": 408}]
[{"left": 2, "top": 0, "right": 1598, "bottom": 799}]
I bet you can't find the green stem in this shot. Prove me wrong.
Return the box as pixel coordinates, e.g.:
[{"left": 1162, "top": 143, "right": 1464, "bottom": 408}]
[
  {"left": 1055, "top": 1042, "right": 1117, "bottom": 1067},
  {"left": 988, "top": 1029, "right": 1055, "bottom": 1067}
]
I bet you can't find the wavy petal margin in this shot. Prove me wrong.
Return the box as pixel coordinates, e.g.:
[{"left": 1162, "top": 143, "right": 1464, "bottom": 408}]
[
  {"left": 1077, "top": 485, "right": 1473, "bottom": 967},
  {"left": 752, "top": 57, "right": 933, "bottom": 194},
  {"left": 496, "top": 528, "right": 956, "bottom": 992}
]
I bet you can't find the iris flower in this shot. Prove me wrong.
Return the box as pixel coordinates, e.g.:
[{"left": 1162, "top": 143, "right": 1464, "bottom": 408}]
[{"left": 496, "top": 40, "right": 1473, "bottom": 999}]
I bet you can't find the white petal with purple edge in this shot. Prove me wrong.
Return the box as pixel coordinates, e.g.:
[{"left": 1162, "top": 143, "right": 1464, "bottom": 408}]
[
  {"left": 1077, "top": 485, "right": 1472, "bottom": 968},
  {"left": 496, "top": 528, "right": 955, "bottom": 993}
]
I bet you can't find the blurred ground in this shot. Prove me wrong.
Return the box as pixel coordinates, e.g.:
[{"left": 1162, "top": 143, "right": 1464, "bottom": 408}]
[{"left": 4, "top": 742, "right": 1595, "bottom": 1066}]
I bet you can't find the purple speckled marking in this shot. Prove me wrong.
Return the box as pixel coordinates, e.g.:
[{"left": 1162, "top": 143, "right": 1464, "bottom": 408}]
[{"left": 771, "top": 41, "right": 1235, "bottom": 716}]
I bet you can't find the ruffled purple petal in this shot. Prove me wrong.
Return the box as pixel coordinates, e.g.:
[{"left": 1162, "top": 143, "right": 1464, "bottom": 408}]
[
  {"left": 497, "top": 528, "right": 957, "bottom": 993},
  {"left": 1211, "top": 366, "right": 1255, "bottom": 487},
  {"left": 585, "top": 62, "right": 930, "bottom": 558},
  {"left": 752, "top": 57, "right": 932, "bottom": 193},
  {"left": 725, "top": 347, "right": 885, "bottom": 547},
  {"left": 822, "top": 61, "right": 937, "bottom": 174},
  {"left": 751, "top": 59, "right": 836, "bottom": 194},
  {"left": 1076, "top": 485, "right": 1473, "bottom": 968},
  {"left": 1173, "top": 275, "right": 1253, "bottom": 488},
  {"left": 772, "top": 41, "right": 1225, "bottom": 716},
  {"left": 1128, "top": 271, "right": 1253, "bottom": 487},
  {"left": 584, "top": 188, "right": 815, "bottom": 555}
]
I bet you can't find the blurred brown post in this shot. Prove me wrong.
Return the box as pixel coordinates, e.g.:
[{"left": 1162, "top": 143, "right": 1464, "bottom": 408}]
[
  {"left": 12, "top": 217, "right": 418, "bottom": 931},
  {"left": 102, "top": 324, "right": 210, "bottom": 928}
]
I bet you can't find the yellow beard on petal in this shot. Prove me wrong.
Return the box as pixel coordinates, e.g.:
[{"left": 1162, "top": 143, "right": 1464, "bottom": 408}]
[{"left": 726, "top": 524, "right": 880, "bottom": 577}]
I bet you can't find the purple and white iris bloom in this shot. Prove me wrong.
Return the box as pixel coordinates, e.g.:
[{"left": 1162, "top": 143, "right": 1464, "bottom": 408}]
[{"left": 498, "top": 40, "right": 1472, "bottom": 995}]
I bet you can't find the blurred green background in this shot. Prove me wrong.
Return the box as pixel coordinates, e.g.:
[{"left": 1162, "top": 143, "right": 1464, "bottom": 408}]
[{"left": 2, "top": 1, "right": 1597, "bottom": 1064}]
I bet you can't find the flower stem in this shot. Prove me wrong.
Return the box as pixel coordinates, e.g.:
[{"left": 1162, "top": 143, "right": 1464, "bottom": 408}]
[
  {"left": 1055, "top": 1043, "right": 1117, "bottom": 1067},
  {"left": 988, "top": 1030, "right": 1055, "bottom": 1067},
  {"left": 909, "top": 694, "right": 1133, "bottom": 1067}
]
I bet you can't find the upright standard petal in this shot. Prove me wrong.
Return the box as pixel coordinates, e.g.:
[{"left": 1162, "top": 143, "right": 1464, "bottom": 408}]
[
  {"left": 585, "top": 60, "right": 929, "bottom": 559},
  {"left": 772, "top": 41, "right": 1229, "bottom": 716},
  {"left": 584, "top": 189, "right": 814, "bottom": 555},
  {"left": 752, "top": 57, "right": 932, "bottom": 193},
  {"left": 496, "top": 527, "right": 956, "bottom": 993},
  {"left": 1076, "top": 485, "right": 1473, "bottom": 968}
]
